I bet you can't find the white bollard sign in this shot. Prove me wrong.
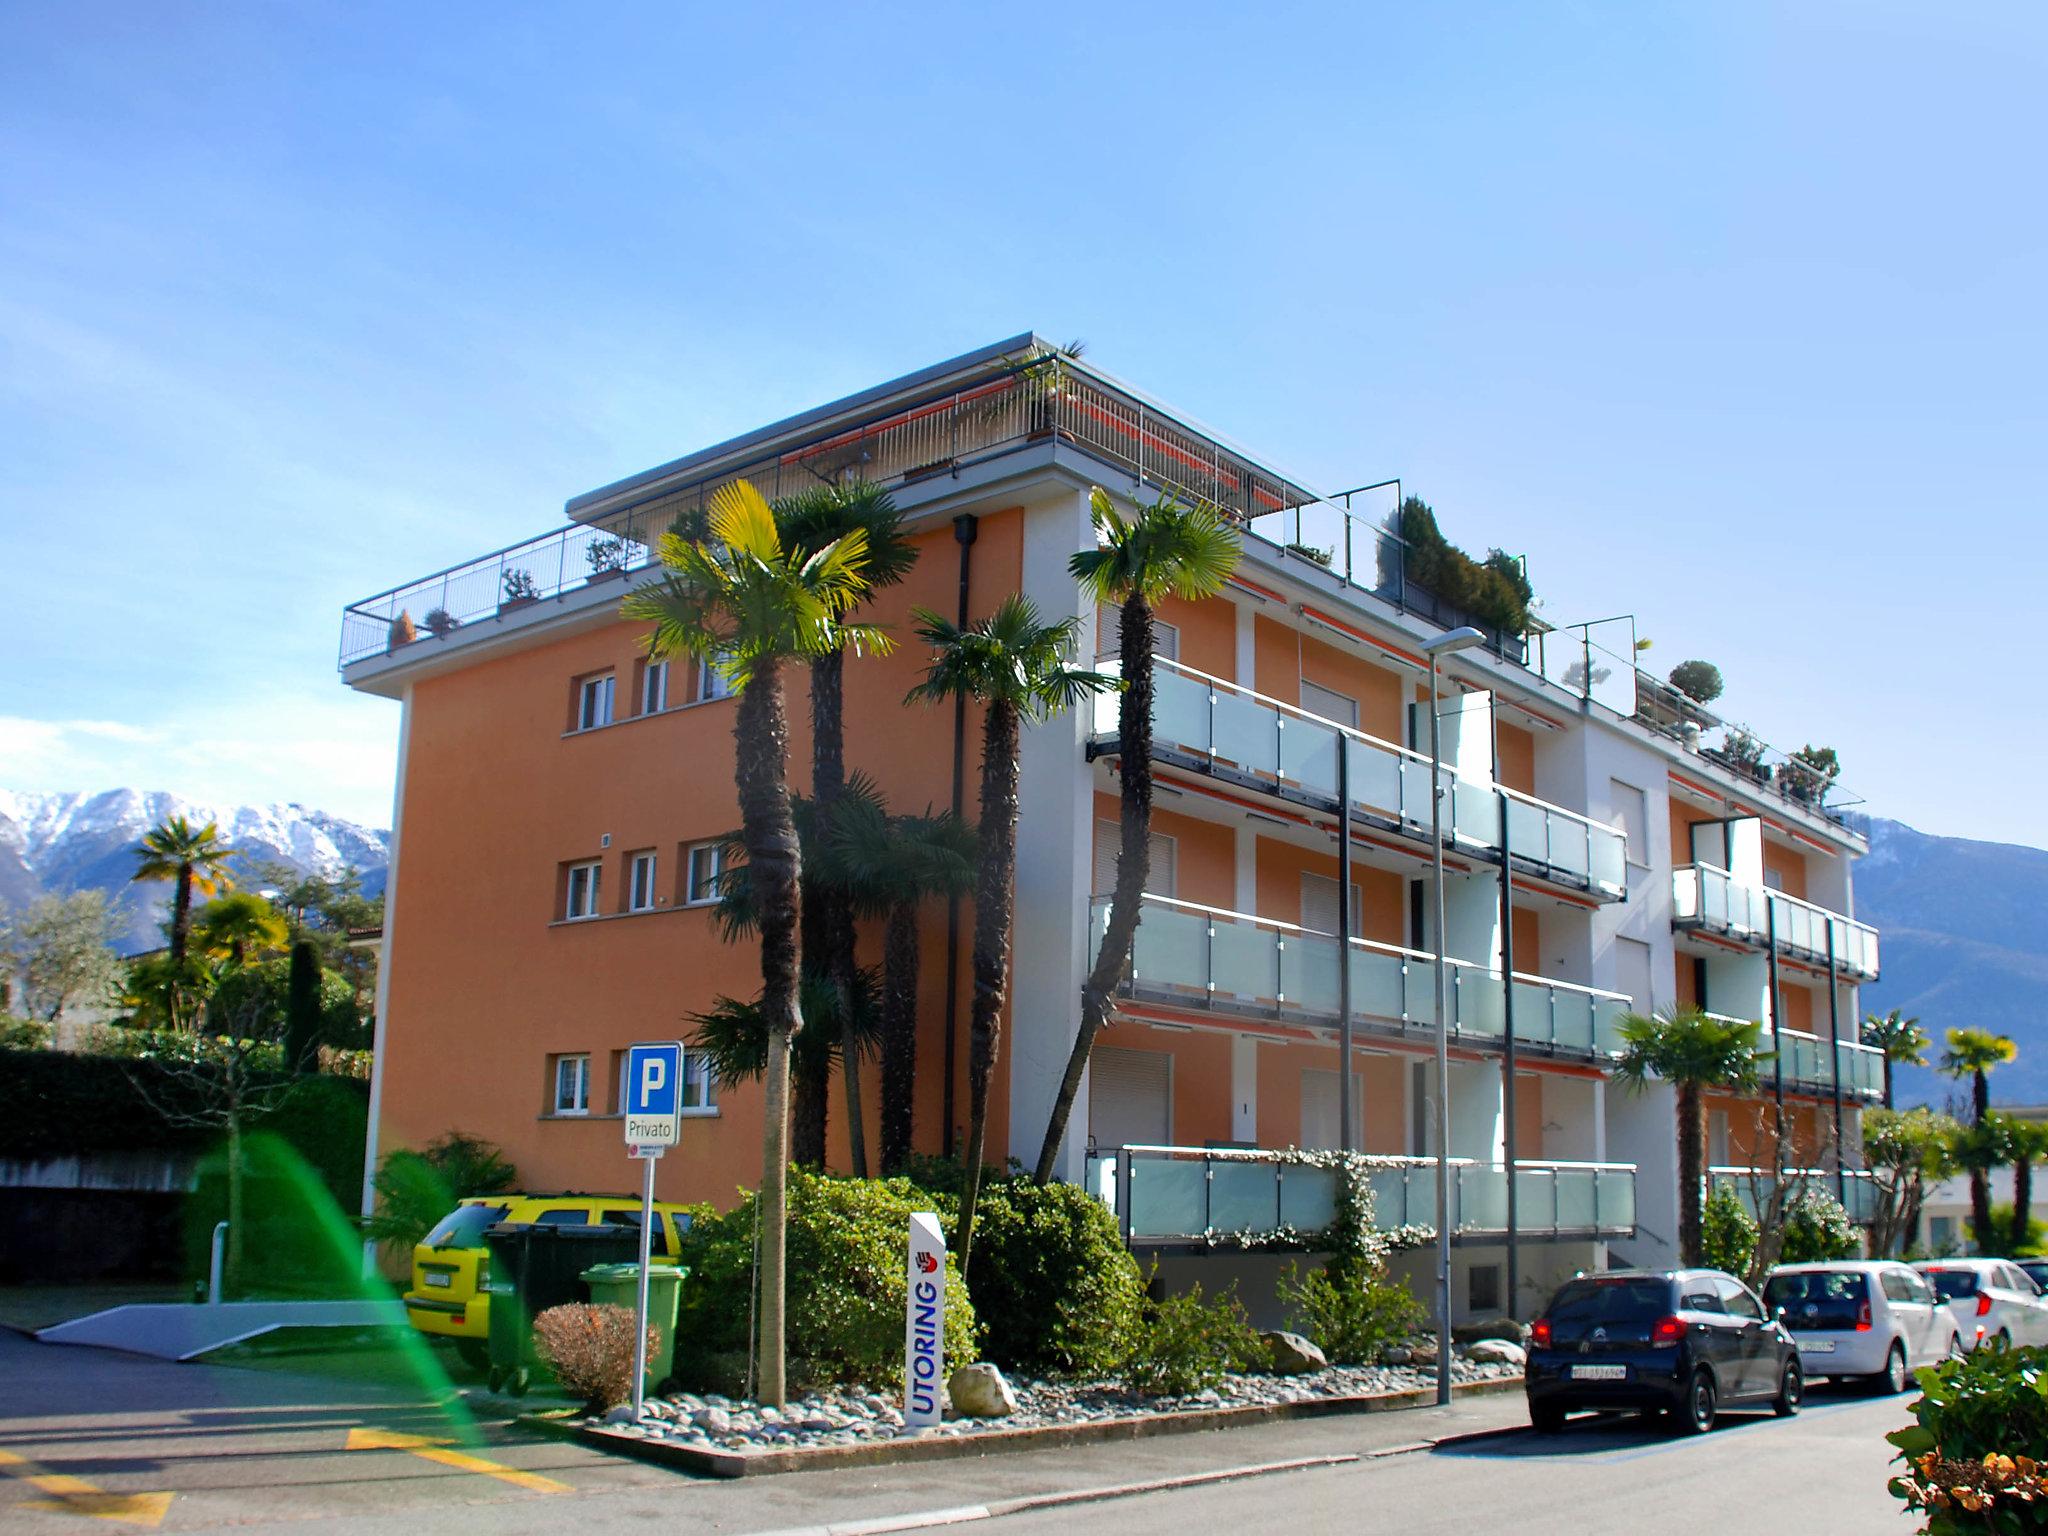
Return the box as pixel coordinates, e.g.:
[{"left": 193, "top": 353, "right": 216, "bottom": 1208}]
[{"left": 903, "top": 1211, "right": 947, "bottom": 1429}]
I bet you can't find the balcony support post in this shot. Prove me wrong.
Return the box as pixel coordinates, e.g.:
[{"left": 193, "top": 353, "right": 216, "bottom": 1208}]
[
  {"left": 1498, "top": 795, "right": 1520, "bottom": 1318},
  {"left": 1827, "top": 924, "right": 1846, "bottom": 1204},
  {"left": 1766, "top": 899, "right": 1787, "bottom": 1172},
  {"left": 1338, "top": 734, "right": 1356, "bottom": 1153}
]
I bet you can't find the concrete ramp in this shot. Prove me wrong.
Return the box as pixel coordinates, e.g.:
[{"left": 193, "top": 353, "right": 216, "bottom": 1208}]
[{"left": 37, "top": 1300, "right": 407, "bottom": 1361}]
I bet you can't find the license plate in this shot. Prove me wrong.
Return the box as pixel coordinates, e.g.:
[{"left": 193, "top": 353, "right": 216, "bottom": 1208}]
[
  {"left": 423, "top": 1272, "right": 451, "bottom": 1288},
  {"left": 1571, "top": 1365, "right": 1628, "bottom": 1381},
  {"left": 1799, "top": 1340, "right": 1835, "bottom": 1353}
]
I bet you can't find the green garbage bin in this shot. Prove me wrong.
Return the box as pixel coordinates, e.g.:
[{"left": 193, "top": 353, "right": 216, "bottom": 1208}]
[
  {"left": 482, "top": 1222, "right": 641, "bottom": 1396},
  {"left": 581, "top": 1263, "right": 687, "bottom": 1389}
]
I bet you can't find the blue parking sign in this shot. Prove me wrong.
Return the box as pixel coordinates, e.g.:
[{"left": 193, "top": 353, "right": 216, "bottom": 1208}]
[{"left": 623, "top": 1040, "right": 684, "bottom": 1147}]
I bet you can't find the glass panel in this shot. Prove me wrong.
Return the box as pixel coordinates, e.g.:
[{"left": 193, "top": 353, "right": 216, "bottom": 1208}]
[
  {"left": 1128, "top": 1157, "right": 1206, "bottom": 1238},
  {"left": 1211, "top": 918, "right": 1279, "bottom": 1005},
  {"left": 1512, "top": 978, "right": 1559, "bottom": 1050},
  {"left": 1395, "top": 757, "right": 1435, "bottom": 833},
  {"left": 1599, "top": 1168, "right": 1636, "bottom": 1230},
  {"left": 1549, "top": 812, "right": 1591, "bottom": 882},
  {"left": 1278, "top": 713, "right": 1341, "bottom": 797},
  {"left": 1450, "top": 777, "right": 1496, "bottom": 850},
  {"left": 1550, "top": 987, "right": 1595, "bottom": 1054},
  {"left": 1549, "top": 1168, "right": 1593, "bottom": 1231},
  {"left": 1590, "top": 824, "right": 1626, "bottom": 893},
  {"left": 1368, "top": 1166, "right": 1423, "bottom": 1229},
  {"left": 1152, "top": 667, "right": 1211, "bottom": 755},
  {"left": 1345, "top": 738, "right": 1405, "bottom": 823},
  {"left": 1213, "top": 690, "right": 1280, "bottom": 778},
  {"left": 1208, "top": 1161, "right": 1279, "bottom": 1233},
  {"left": 1291, "top": 501, "right": 1350, "bottom": 579},
  {"left": 1506, "top": 797, "right": 1547, "bottom": 865},
  {"left": 1349, "top": 944, "right": 1408, "bottom": 1024},
  {"left": 1279, "top": 1164, "right": 1340, "bottom": 1232},
  {"left": 1454, "top": 967, "right": 1505, "bottom": 1039},
  {"left": 1282, "top": 930, "right": 1341, "bottom": 1015},
  {"left": 1592, "top": 996, "right": 1628, "bottom": 1055},
  {"left": 1457, "top": 1166, "right": 1508, "bottom": 1231},
  {"left": 1133, "top": 904, "right": 1206, "bottom": 995}
]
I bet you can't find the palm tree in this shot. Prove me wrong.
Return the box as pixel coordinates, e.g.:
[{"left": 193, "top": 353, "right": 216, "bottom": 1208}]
[
  {"left": 1034, "top": 487, "right": 1239, "bottom": 1183},
  {"left": 132, "top": 816, "right": 238, "bottom": 963},
  {"left": 1940, "top": 1027, "right": 2019, "bottom": 1253},
  {"left": 1861, "top": 1009, "right": 1929, "bottom": 1110},
  {"left": 907, "top": 596, "right": 1113, "bottom": 1268},
  {"left": 622, "top": 477, "right": 884, "bottom": 1407},
  {"left": 691, "top": 972, "right": 882, "bottom": 1146},
  {"left": 1613, "top": 1007, "right": 1766, "bottom": 1265},
  {"left": 2006, "top": 1117, "right": 2048, "bottom": 1255},
  {"left": 776, "top": 480, "right": 919, "bottom": 1178},
  {"left": 829, "top": 795, "right": 978, "bottom": 1175},
  {"left": 193, "top": 892, "right": 289, "bottom": 967}
]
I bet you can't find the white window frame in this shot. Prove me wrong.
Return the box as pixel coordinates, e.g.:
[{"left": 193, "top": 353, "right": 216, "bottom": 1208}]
[
  {"left": 565, "top": 860, "right": 603, "bottom": 920},
  {"left": 642, "top": 659, "right": 669, "bottom": 716},
  {"left": 578, "top": 674, "right": 615, "bottom": 731},
  {"left": 552, "top": 1053, "right": 591, "bottom": 1116},
  {"left": 696, "top": 659, "right": 735, "bottom": 703},
  {"left": 682, "top": 1050, "right": 718, "bottom": 1115},
  {"left": 685, "top": 842, "right": 728, "bottom": 907},
  {"left": 628, "top": 851, "right": 658, "bottom": 912}
]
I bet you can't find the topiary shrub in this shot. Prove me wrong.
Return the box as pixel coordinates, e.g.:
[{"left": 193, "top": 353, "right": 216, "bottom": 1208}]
[
  {"left": 533, "top": 1303, "right": 655, "bottom": 1412},
  {"left": 964, "top": 1178, "right": 1144, "bottom": 1377},
  {"left": 1277, "top": 1258, "right": 1425, "bottom": 1365},
  {"left": 1701, "top": 1183, "right": 1758, "bottom": 1276},
  {"left": 1119, "top": 1279, "right": 1262, "bottom": 1397},
  {"left": 1888, "top": 1342, "right": 2048, "bottom": 1531},
  {"left": 1668, "top": 660, "right": 1724, "bottom": 704},
  {"left": 671, "top": 1169, "right": 977, "bottom": 1393}
]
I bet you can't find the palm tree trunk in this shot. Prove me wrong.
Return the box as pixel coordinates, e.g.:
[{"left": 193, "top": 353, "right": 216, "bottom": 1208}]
[
  {"left": 1882, "top": 1055, "right": 1894, "bottom": 1112},
  {"left": 959, "top": 702, "right": 1022, "bottom": 1272},
  {"left": 735, "top": 658, "right": 801, "bottom": 1409},
  {"left": 171, "top": 865, "right": 195, "bottom": 964},
  {"left": 791, "top": 1040, "right": 828, "bottom": 1168},
  {"left": 1035, "top": 594, "right": 1154, "bottom": 1184},
  {"left": 879, "top": 899, "right": 920, "bottom": 1176},
  {"left": 809, "top": 647, "right": 869, "bottom": 1178},
  {"left": 1970, "top": 1171, "right": 1994, "bottom": 1256},
  {"left": 1677, "top": 1083, "right": 1704, "bottom": 1266},
  {"left": 2011, "top": 1155, "right": 2033, "bottom": 1253}
]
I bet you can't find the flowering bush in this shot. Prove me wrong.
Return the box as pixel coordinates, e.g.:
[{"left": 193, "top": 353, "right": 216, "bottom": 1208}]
[
  {"left": 532, "top": 1303, "right": 655, "bottom": 1412},
  {"left": 1780, "top": 1188, "right": 1860, "bottom": 1264},
  {"left": 1888, "top": 1342, "right": 2048, "bottom": 1531}
]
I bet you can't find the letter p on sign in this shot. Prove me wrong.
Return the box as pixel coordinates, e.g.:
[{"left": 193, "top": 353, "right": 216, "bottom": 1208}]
[{"left": 622, "top": 1040, "right": 683, "bottom": 1148}]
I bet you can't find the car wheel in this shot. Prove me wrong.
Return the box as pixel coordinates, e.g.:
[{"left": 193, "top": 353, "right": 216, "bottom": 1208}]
[
  {"left": 1997, "top": 1329, "right": 2013, "bottom": 1350},
  {"left": 1874, "top": 1342, "right": 1908, "bottom": 1396},
  {"left": 1674, "top": 1370, "right": 1717, "bottom": 1436},
  {"left": 1530, "top": 1403, "right": 1566, "bottom": 1435},
  {"left": 1774, "top": 1359, "right": 1803, "bottom": 1417}
]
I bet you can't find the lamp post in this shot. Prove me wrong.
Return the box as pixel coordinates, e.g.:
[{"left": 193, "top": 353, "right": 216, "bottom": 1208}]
[{"left": 1424, "top": 625, "right": 1486, "bottom": 1407}]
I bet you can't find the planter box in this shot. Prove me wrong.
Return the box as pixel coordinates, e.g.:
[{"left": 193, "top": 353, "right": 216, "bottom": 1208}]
[
  {"left": 584, "top": 567, "right": 626, "bottom": 585},
  {"left": 498, "top": 596, "right": 539, "bottom": 616}
]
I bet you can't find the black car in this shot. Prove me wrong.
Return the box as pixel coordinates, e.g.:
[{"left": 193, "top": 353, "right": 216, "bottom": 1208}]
[{"left": 1525, "top": 1268, "right": 1803, "bottom": 1434}]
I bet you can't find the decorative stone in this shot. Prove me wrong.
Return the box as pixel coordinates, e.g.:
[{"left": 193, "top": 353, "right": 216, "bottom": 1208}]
[
  {"left": 1467, "top": 1338, "right": 1526, "bottom": 1367},
  {"left": 946, "top": 1363, "right": 1019, "bottom": 1418},
  {"left": 601, "top": 1404, "right": 635, "bottom": 1424},
  {"left": 1263, "top": 1330, "right": 1329, "bottom": 1375},
  {"left": 691, "top": 1407, "right": 731, "bottom": 1434}
]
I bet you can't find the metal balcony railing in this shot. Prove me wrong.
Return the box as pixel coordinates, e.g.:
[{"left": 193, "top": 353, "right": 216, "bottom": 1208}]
[
  {"left": 1698, "top": 1013, "right": 1885, "bottom": 1100},
  {"left": 1672, "top": 863, "right": 1880, "bottom": 980},
  {"left": 1085, "top": 1144, "right": 1637, "bottom": 1245},
  {"left": 1095, "top": 893, "right": 1633, "bottom": 1062}
]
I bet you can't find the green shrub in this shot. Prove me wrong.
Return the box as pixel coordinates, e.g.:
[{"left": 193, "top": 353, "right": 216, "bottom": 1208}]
[
  {"left": 1987, "top": 1205, "right": 2048, "bottom": 1259},
  {"left": 1119, "top": 1280, "right": 1261, "bottom": 1397},
  {"left": 965, "top": 1179, "right": 1143, "bottom": 1377},
  {"left": 1888, "top": 1342, "right": 2048, "bottom": 1531},
  {"left": 671, "top": 1169, "right": 977, "bottom": 1392},
  {"left": 365, "top": 1132, "right": 519, "bottom": 1251},
  {"left": 1701, "top": 1183, "right": 1758, "bottom": 1275},
  {"left": 1780, "top": 1188, "right": 1860, "bottom": 1264},
  {"left": 0, "top": 1017, "right": 50, "bottom": 1050},
  {"left": 1396, "top": 498, "right": 1533, "bottom": 635},
  {"left": 1277, "top": 1259, "right": 1425, "bottom": 1365},
  {"left": 1668, "top": 660, "right": 1724, "bottom": 704}
]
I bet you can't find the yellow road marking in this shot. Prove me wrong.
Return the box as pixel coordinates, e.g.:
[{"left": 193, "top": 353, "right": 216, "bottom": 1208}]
[
  {"left": 0, "top": 1448, "right": 174, "bottom": 1527},
  {"left": 344, "top": 1428, "right": 569, "bottom": 1495}
]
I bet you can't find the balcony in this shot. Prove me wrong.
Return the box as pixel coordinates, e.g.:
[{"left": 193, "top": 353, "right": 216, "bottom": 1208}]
[
  {"left": 1672, "top": 863, "right": 1880, "bottom": 981},
  {"left": 1708, "top": 1166, "right": 1879, "bottom": 1225},
  {"left": 1089, "top": 657, "right": 1628, "bottom": 900},
  {"left": 1095, "top": 893, "right": 1633, "bottom": 1064},
  {"left": 1697, "top": 1013, "right": 1884, "bottom": 1101},
  {"left": 1086, "top": 1144, "right": 1637, "bottom": 1247}
]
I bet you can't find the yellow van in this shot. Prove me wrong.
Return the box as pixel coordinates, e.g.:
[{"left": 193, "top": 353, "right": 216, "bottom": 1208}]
[{"left": 404, "top": 1193, "right": 693, "bottom": 1364}]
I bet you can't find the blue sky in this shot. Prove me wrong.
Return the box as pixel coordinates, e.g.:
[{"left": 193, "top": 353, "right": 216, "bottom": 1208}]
[{"left": 2, "top": 3, "right": 2042, "bottom": 845}]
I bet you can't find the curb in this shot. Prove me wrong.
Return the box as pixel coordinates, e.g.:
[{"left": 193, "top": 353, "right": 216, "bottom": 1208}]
[{"left": 518, "top": 1375, "right": 1523, "bottom": 1480}]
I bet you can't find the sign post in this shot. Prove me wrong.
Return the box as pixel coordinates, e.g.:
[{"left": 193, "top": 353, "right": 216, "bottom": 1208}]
[
  {"left": 903, "top": 1212, "right": 947, "bottom": 1430},
  {"left": 622, "top": 1040, "right": 683, "bottom": 1423}
]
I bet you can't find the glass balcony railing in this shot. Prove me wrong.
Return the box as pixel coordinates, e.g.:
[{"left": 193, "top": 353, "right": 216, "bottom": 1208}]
[
  {"left": 1095, "top": 893, "right": 1633, "bottom": 1061},
  {"left": 1092, "top": 657, "right": 1627, "bottom": 898},
  {"left": 1672, "top": 863, "right": 1880, "bottom": 980},
  {"left": 1708, "top": 1167, "right": 1879, "bottom": 1225},
  {"left": 1702, "top": 1013, "right": 1887, "bottom": 1100},
  {"left": 1086, "top": 1145, "right": 1637, "bottom": 1244}
]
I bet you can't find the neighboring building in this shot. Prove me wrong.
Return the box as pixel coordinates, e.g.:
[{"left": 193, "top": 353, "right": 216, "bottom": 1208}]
[
  {"left": 1918, "top": 1105, "right": 2048, "bottom": 1255},
  {"left": 339, "top": 335, "right": 1882, "bottom": 1319}
]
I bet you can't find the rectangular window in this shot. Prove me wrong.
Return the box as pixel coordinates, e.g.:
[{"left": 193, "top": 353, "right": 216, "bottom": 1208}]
[
  {"left": 696, "top": 659, "right": 735, "bottom": 703},
  {"left": 1300, "top": 872, "right": 1363, "bottom": 937},
  {"left": 628, "top": 851, "right": 658, "bottom": 912},
  {"left": 565, "top": 860, "right": 603, "bottom": 920},
  {"left": 641, "top": 659, "right": 669, "bottom": 716},
  {"left": 1096, "top": 602, "right": 1180, "bottom": 663},
  {"left": 1300, "top": 680, "right": 1359, "bottom": 730},
  {"left": 551, "top": 1054, "right": 590, "bottom": 1115},
  {"left": 1093, "top": 820, "right": 1176, "bottom": 898},
  {"left": 683, "top": 1049, "right": 717, "bottom": 1112},
  {"left": 1607, "top": 777, "right": 1648, "bottom": 869},
  {"left": 685, "top": 842, "right": 728, "bottom": 906},
  {"left": 577, "top": 674, "right": 615, "bottom": 731},
  {"left": 1468, "top": 1263, "right": 1503, "bottom": 1314}
]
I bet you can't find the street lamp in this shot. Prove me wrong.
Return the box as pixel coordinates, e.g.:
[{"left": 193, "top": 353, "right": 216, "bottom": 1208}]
[{"left": 1423, "top": 625, "right": 1485, "bottom": 1406}]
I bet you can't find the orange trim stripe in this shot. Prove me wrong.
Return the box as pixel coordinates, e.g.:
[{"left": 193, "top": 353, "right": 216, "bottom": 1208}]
[{"left": 1298, "top": 605, "right": 1428, "bottom": 670}]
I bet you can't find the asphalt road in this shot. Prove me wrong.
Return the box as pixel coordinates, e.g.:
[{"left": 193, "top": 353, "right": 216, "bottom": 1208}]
[{"left": 0, "top": 1327, "right": 1916, "bottom": 1534}]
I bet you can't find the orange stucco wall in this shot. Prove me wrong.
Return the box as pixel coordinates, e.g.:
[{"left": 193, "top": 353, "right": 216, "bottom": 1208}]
[
  {"left": 1252, "top": 834, "right": 1403, "bottom": 944},
  {"left": 1156, "top": 593, "right": 1237, "bottom": 681},
  {"left": 1253, "top": 615, "right": 1406, "bottom": 742},
  {"left": 1496, "top": 724, "right": 1535, "bottom": 795},
  {"left": 1763, "top": 840, "right": 1809, "bottom": 900}
]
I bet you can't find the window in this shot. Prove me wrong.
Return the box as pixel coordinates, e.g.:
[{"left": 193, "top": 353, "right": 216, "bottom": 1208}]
[
  {"left": 1468, "top": 1263, "right": 1502, "bottom": 1315},
  {"left": 641, "top": 659, "right": 669, "bottom": 715},
  {"left": 1879, "top": 1271, "right": 1912, "bottom": 1303},
  {"left": 685, "top": 842, "right": 728, "bottom": 906},
  {"left": 1607, "top": 778, "right": 1648, "bottom": 869},
  {"left": 535, "top": 1207, "right": 593, "bottom": 1225},
  {"left": 1300, "top": 680, "right": 1359, "bottom": 730},
  {"left": 564, "top": 860, "right": 603, "bottom": 920},
  {"left": 577, "top": 673, "right": 615, "bottom": 731},
  {"left": 598, "top": 1208, "right": 672, "bottom": 1256},
  {"left": 1679, "top": 1284, "right": 1726, "bottom": 1315},
  {"left": 1094, "top": 820, "right": 1176, "bottom": 898},
  {"left": 628, "top": 851, "right": 658, "bottom": 912},
  {"left": 1300, "top": 872, "right": 1363, "bottom": 938},
  {"left": 683, "top": 1050, "right": 717, "bottom": 1112},
  {"left": 1613, "top": 935, "right": 1655, "bottom": 1014},
  {"left": 551, "top": 1054, "right": 591, "bottom": 1115},
  {"left": 1717, "top": 1276, "right": 1765, "bottom": 1320},
  {"left": 696, "top": 659, "right": 735, "bottom": 703},
  {"left": 1097, "top": 602, "right": 1179, "bottom": 662}
]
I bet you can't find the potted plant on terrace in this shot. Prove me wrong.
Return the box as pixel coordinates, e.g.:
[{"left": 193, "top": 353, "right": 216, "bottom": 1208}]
[
  {"left": 499, "top": 567, "right": 541, "bottom": 613},
  {"left": 423, "top": 606, "right": 459, "bottom": 638},
  {"left": 1780, "top": 744, "right": 1839, "bottom": 805},
  {"left": 585, "top": 538, "right": 630, "bottom": 583}
]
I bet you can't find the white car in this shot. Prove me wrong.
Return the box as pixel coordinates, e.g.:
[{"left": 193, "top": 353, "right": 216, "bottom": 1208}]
[
  {"left": 1912, "top": 1258, "right": 2048, "bottom": 1351},
  {"left": 1764, "top": 1262, "right": 1960, "bottom": 1393}
]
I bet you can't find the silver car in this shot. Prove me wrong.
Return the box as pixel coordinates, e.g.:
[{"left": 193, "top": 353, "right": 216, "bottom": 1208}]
[{"left": 1763, "top": 1262, "right": 1960, "bottom": 1393}]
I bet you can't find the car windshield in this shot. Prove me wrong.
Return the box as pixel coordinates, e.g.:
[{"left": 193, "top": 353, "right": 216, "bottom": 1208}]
[
  {"left": 424, "top": 1203, "right": 510, "bottom": 1249},
  {"left": 1764, "top": 1271, "right": 1868, "bottom": 1329},
  {"left": 1923, "top": 1269, "right": 1981, "bottom": 1300},
  {"left": 1548, "top": 1278, "right": 1671, "bottom": 1325}
]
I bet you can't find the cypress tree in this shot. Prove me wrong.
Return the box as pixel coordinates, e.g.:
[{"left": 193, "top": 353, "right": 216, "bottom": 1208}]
[{"left": 283, "top": 940, "right": 322, "bottom": 1073}]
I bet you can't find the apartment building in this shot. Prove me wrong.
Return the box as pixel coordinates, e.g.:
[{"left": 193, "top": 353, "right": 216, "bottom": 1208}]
[{"left": 340, "top": 335, "right": 1882, "bottom": 1320}]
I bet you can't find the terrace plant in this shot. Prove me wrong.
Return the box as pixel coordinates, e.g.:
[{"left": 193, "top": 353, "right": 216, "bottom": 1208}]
[
  {"left": 500, "top": 567, "right": 541, "bottom": 604},
  {"left": 423, "top": 606, "right": 459, "bottom": 637},
  {"left": 1668, "top": 659, "right": 1724, "bottom": 704},
  {"left": 1394, "top": 496, "right": 1534, "bottom": 636}
]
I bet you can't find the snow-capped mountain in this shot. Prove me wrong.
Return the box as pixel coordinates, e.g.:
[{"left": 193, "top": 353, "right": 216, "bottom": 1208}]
[{"left": 0, "top": 788, "right": 390, "bottom": 954}]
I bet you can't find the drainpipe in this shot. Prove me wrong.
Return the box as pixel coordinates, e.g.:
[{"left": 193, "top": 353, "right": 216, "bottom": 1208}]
[
  {"left": 941, "top": 514, "right": 978, "bottom": 1156},
  {"left": 1498, "top": 794, "right": 1519, "bottom": 1318},
  {"left": 1766, "top": 898, "right": 1786, "bottom": 1169},
  {"left": 1337, "top": 735, "right": 1355, "bottom": 1153},
  {"left": 1827, "top": 924, "right": 1845, "bottom": 1205}
]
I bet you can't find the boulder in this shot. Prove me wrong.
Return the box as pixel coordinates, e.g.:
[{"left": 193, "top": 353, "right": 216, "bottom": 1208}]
[
  {"left": 947, "top": 1363, "right": 1019, "bottom": 1419},
  {"left": 1263, "top": 1330, "right": 1329, "bottom": 1375},
  {"left": 691, "top": 1406, "right": 731, "bottom": 1434},
  {"left": 1466, "top": 1338, "right": 1526, "bottom": 1367}
]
